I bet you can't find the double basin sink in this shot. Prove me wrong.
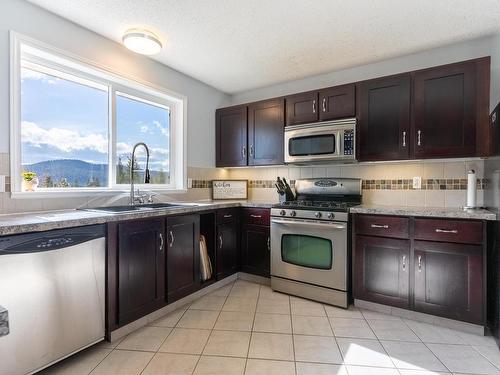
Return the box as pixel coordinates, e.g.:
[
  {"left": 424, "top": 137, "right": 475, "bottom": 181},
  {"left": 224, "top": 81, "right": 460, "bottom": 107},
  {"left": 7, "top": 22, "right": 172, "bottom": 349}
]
[{"left": 81, "top": 202, "right": 194, "bottom": 214}]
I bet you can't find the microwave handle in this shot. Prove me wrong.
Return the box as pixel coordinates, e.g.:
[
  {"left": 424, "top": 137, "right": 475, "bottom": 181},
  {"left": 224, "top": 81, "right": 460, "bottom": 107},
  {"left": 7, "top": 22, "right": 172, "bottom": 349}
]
[{"left": 337, "top": 132, "right": 342, "bottom": 156}]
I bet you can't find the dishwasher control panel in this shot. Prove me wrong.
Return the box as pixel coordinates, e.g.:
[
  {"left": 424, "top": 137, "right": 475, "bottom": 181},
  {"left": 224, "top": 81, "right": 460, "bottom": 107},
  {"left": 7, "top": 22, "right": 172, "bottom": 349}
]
[{"left": 36, "top": 237, "right": 74, "bottom": 249}]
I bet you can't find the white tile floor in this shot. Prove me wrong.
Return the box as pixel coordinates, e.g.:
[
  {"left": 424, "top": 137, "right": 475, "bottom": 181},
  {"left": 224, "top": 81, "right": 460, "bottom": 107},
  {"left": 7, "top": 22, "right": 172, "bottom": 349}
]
[{"left": 41, "top": 280, "right": 500, "bottom": 375}]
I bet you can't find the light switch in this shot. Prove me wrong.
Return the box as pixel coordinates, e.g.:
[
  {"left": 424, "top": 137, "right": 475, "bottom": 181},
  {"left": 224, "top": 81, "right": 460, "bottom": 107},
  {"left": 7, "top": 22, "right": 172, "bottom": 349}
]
[
  {"left": 413, "top": 176, "right": 422, "bottom": 189},
  {"left": 0, "top": 175, "right": 5, "bottom": 193},
  {"left": 187, "top": 178, "right": 193, "bottom": 189}
]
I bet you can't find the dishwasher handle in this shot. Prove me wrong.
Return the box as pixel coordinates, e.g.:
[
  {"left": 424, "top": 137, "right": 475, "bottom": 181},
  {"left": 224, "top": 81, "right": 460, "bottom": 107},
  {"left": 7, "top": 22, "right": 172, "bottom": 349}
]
[{"left": 0, "top": 225, "right": 106, "bottom": 255}]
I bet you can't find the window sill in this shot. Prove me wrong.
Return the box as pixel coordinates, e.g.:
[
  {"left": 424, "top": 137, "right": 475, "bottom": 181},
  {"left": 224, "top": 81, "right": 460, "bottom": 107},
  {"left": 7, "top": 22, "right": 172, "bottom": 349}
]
[{"left": 11, "top": 188, "right": 188, "bottom": 199}]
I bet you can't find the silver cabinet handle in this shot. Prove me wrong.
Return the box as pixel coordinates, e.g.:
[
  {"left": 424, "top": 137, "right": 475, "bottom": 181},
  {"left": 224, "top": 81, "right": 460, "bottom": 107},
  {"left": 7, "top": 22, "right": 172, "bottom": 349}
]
[
  {"left": 402, "top": 255, "right": 406, "bottom": 271},
  {"left": 250, "top": 214, "right": 262, "bottom": 218},
  {"left": 249, "top": 144, "right": 253, "bottom": 157},
  {"left": 267, "top": 236, "right": 270, "bottom": 251},
  {"left": 223, "top": 214, "right": 233, "bottom": 218},
  {"left": 312, "top": 100, "right": 316, "bottom": 113},
  {"left": 242, "top": 146, "right": 246, "bottom": 158},
  {"left": 418, "top": 255, "right": 422, "bottom": 272},
  {"left": 168, "top": 230, "right": 174, "bottom": 248},
  {"left": 370, "top": 224, "right": 389, "bottom": 229},
  {"left": 159, "top": 233, "right": 164, "bottom": 252},
  {"left": 219, "top": 235, "right": 223, "bottom": 249},
  {"left": 417, "top": 130, "right": 422, "bottom": 146},
  {"left": 322, "top": 98, "right": 326, "bottom": 112},
  {"left": 402, "top": 131, "right": 406, "bottom": 147},
  {"left": 435, "top": 228, "right": 458, "bottom": 234}
]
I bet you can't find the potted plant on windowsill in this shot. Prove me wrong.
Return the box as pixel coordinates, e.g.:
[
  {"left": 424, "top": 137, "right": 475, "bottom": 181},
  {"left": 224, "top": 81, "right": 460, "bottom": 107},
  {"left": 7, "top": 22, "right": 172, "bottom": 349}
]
[{"left": 22, "top": 171, "right": 39, "bottom": 192}]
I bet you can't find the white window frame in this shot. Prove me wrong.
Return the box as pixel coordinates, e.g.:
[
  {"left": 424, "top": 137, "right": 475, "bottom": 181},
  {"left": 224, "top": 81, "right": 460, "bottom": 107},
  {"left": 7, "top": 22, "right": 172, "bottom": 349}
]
[{"left": 10, "top": 31, "right": 187, "bottom": 198}]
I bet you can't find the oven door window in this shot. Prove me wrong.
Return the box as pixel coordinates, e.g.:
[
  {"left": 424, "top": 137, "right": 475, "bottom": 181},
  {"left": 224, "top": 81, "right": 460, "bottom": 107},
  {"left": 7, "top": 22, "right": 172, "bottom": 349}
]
[
  {"left": 288, "top": 135, "right": 335, "bottom": 156},
  {"left": 281, "top": 234, "right": 332, "bottom": 270}
]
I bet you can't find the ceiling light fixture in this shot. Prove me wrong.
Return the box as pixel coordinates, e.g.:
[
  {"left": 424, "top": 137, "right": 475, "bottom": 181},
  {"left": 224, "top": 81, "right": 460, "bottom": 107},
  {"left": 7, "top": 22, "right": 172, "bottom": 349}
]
[{"left": 122, "top": 29, "right": 162, "bottom": 55}]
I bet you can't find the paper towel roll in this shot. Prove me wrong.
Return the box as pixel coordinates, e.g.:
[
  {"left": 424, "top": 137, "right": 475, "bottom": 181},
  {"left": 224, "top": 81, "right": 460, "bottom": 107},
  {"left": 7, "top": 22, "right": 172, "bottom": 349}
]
[{"left": 466, "top": 169, "right": 477, "bottom": 208}]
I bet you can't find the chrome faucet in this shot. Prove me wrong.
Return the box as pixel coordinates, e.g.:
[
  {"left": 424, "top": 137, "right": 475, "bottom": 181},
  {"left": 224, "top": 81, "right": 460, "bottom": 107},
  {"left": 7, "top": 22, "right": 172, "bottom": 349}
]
[{"left": 129, "top": 142, "right": 151, "bottom": 205}]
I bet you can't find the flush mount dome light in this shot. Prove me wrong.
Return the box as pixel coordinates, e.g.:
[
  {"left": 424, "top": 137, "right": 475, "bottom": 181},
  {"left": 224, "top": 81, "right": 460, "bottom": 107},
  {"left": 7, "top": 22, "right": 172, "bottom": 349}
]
[{"left": 122, "top": 29, "right": 162, "bottom": 55}]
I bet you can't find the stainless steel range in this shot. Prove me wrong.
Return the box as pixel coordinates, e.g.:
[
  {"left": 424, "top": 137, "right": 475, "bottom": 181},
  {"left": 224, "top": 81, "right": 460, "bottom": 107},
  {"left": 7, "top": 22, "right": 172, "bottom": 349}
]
[{"left": 271, "top": 178, "right": 362, "bottom": 308}]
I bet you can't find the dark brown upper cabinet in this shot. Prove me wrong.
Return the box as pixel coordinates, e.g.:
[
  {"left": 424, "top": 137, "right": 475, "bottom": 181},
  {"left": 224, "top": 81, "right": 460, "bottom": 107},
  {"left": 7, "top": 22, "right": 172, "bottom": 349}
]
[
  {"left": 248, "top": 99, "right": 284, "bottom": 165},
  {"left": 412, "top": 60, "right": 478, "bottom": 159},
  {"left": 357, "top": 74, "right": 411, "bottom": 161},
  {"left": 216, "top": 106, "right": 247, "bottom": 167},
  {"left": 319, "top": 84, "right": 356, "bottom": 121},
  {"left": 286, "top": 91, "right": 319, "bottom": 126},
  {"left": 166, "top": 215, "right": 200, "bottom": 303}
]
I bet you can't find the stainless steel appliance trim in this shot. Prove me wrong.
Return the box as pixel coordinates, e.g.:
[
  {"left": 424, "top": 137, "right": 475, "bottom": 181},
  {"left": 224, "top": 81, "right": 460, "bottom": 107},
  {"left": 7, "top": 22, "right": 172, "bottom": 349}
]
[
  {"left": 284, "top": 118, "right": 356, "bottom": 164},
  {"left": 271, "top": 218, "right": 347, "bottom": 230},
  {"left": 294, "top": 177, "right": 362, "bottom": 196},
  {"left": 271, "top": 276, "right": 348, "bottom": 308}
]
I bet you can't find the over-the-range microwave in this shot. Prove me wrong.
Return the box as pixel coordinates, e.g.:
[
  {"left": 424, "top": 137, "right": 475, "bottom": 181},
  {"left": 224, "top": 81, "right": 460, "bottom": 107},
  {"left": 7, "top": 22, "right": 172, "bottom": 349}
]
[{"left": 284, "top": 118, "right": 356, "bottom": 164}]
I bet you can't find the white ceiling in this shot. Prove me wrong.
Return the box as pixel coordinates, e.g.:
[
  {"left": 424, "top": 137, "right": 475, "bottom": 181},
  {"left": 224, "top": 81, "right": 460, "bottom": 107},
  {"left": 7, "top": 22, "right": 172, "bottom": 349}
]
[{"left": 27, "top": 0, "right": 500, "bottom": 94}]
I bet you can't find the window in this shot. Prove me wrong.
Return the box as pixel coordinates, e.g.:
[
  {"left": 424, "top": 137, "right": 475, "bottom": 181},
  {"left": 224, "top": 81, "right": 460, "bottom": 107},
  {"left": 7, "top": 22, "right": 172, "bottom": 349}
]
[{"left": 10, "top": 33, "right": 186, "bottom": 195}]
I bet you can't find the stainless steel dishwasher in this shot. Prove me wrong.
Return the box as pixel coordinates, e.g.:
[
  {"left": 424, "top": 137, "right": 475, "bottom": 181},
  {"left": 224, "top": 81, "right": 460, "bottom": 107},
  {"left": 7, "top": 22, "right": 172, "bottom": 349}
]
[{"left": 0, "top": 225, "right": 106, "bottom": 375}]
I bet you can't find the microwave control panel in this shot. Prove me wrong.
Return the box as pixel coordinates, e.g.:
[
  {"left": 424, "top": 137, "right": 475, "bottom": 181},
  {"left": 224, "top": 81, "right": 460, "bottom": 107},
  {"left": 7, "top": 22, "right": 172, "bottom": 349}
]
[{"left": 343, "top": 129, "right": 355, "bottom": 155}]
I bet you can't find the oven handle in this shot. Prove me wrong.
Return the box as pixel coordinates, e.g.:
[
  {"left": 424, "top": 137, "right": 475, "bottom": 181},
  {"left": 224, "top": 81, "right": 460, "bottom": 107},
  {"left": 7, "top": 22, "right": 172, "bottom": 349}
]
[{"left": 271, "top": 218, "right": 347, "bottom": 230}]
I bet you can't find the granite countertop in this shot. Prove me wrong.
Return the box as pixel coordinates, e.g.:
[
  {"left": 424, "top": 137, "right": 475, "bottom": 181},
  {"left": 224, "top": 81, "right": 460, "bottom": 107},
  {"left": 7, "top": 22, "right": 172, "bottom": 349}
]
[
  {"left": 0, "top": 200, "right": 275, "bottom": 236},
  {"left": 350, "top": 204, "right": 497, "bottom": 221}
]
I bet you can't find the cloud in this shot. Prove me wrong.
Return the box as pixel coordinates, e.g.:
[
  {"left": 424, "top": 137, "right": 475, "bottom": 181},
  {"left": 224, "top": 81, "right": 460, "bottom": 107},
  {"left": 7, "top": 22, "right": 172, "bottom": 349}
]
[
  {"left": 21, "top": 121, "right": 108, "bottom": 154},
  {"left": 140, "top": 125, "right": 149, "bottom": 133},
  {"left": 21, "top": 68, "right": 60, "bottom": 85},
  {"left": 153, "top": 120, "right": 169, "bottom": 137}
]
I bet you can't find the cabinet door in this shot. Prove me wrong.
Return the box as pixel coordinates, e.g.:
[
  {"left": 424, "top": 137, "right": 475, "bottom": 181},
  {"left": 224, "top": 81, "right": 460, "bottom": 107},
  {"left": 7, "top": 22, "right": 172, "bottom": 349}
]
[
  {"left": 354, "top": 235, "right": 410, "bottom": 308},
  {"left": 286, "top": 91, "right": 319, "bottom": 126},
  {"left": 118, "top": 218, "right": 165, "bottom": 325},
  {"left": 241, "top": 224, "right": 270, "bottom": 277},
  {"left": 319, "top": 84, "right": 355, "bottom": 121},
  {"left": 216, "top": 221, "right": 239, "bottom": 279},
  {"left": 166, "top": 215, "right": 200, "bottom": 303},
  {"left": 248, "top": 99, "right": 284, "bottom": 166},
  {"left": 414, "top": 240, "right": 483, "bottom": 324},
  {"left": 216, "top": 106, "right": 248, "bottom": 167},
  {"left": 357, "top": 74, "right": 411, "bottom": 161},
  {"left": 413, "top": 61, "right": 476, "bottom": 158}
]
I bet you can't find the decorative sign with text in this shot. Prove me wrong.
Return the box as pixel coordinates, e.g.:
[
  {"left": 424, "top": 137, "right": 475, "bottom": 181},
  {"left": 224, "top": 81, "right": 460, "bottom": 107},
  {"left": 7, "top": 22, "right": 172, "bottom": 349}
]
[{"left": 212, "top": 180, "right": 248, "bottom": 200}]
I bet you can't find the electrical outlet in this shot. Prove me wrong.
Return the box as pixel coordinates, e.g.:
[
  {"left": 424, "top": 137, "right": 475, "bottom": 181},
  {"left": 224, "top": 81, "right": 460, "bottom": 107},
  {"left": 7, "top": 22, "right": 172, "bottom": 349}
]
[
  {"left": 413, "top": 176, "right": 422, "bottom": 189},
  {"left": 187, "top": 178, "right": 193, "bottom": 189}
]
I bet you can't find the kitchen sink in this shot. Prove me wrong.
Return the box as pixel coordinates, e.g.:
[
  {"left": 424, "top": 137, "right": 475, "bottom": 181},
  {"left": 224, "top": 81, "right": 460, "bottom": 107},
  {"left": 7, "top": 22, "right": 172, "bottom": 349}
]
[{"left": 80, "top": 202, "right": 193, "bottom": 214}]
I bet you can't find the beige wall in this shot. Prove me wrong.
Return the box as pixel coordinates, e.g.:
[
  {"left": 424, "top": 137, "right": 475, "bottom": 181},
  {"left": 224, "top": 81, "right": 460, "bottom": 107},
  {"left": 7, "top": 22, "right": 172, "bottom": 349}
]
[{"left": 228, "top": 159, "right": 485, "bottom": 208}]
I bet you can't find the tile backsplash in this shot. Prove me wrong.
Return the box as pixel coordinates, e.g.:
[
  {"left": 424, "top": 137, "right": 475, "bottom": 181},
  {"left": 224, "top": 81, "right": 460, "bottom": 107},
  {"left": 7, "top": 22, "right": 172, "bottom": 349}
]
[{"left": 0, "top": 152, "right": 486, "bottom": 214}]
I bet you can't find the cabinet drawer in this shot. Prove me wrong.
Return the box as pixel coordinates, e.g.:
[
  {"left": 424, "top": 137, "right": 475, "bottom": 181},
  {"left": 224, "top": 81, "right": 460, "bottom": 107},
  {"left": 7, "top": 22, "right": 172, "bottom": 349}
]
[
  {"left": 217, "top": 208, "right": 239, "bottom": 224},
  {"left": 242, "top": 208, "right": 270, "bottom": 226},
  {"left": 414, "top": 218, "right": 483, "bottom": 244},
  {"left": 355, "top": 214, "right": 409, "bottom": 239}
]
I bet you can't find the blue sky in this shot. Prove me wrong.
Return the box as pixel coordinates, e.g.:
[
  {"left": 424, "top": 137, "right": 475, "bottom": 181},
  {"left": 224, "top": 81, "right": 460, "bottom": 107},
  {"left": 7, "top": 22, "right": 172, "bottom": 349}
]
[{"left": 20, "top": 67, "right": 170, "bottom": 171}]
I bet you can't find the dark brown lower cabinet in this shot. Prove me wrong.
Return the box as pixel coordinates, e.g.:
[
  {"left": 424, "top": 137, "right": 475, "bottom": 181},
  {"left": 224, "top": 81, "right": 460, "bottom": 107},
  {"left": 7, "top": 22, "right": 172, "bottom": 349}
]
[
  {"left": 241, "top": 224, "right": 270, "bottom": 277},
  {"left": 116, "top": 218, "right": 166, "bottom": 326},
  {"left": 216, "top": 220, "right": 240, "bottom": 279},
  {"left": 354, "top": 235, "right": 410, "bottom": 309},
  {"left": 166, "top": 215, "right": 200, "bottom": 303},
  {"left": 413, "top": 240, "right": 483, "bottom": 324}
]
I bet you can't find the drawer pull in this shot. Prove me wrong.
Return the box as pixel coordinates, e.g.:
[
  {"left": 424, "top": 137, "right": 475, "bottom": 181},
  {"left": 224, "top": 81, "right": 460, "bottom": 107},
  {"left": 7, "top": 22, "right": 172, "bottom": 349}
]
[
  {"left": 371, "top": 224, "right": 389, "bottom": 229},
  {"left": 418, "top": 255, "right": 422, "bottom": 272},
  {"left": 402, "top": 255, "right": 406, "bottom": 271},
  {"left": 435, "top": 228, "right": 458, "bottom": 234},
  {"left": 223, "top": 214, "right": 233, "bottom": 218},
  {"left": 250, "top": 214, "right": 262, "bottom": 218}
]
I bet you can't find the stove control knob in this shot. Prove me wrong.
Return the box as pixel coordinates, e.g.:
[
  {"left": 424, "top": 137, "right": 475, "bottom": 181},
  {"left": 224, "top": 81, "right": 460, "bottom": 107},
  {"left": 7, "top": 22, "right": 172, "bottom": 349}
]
[
  {"left": 289, "top": 210, "right": 297, "bottom": 217},
  {"left": 327, "top": 213, "right": 335, "bottom": 219},
  {"left": 280, "top": 210, "right": 286, "bottom": 216},
  {"left": 315, "top": 212, "right": 322, "bottom": 218}
]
